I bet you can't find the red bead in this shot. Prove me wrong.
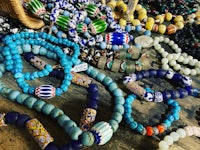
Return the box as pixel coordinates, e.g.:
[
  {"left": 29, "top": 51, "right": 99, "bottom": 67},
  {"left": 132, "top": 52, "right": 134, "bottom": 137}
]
[{"left": 146, "top": 126, "right": 154, "bottom": 136}]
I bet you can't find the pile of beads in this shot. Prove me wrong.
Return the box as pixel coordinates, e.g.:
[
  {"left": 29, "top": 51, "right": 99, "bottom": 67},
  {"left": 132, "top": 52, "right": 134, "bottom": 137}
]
[
  {"left": 158, "top": 125, "right": 200, "bottom": 150},
  {"left": 124, "top": 92, "right": 181, "bottom": 136},
  {"left": 152, "top": 36, "right": 200, "bottom": 76},
  {"left": 123, "top": 69, "right": 195, "bottom": 102}
]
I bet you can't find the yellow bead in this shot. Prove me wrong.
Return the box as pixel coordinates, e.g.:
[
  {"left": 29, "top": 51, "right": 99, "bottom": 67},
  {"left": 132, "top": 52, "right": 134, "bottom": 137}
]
[
  {"left": 158, "top": 24, "right": 166, "bottom": 34},
  {"left": 107, "top": 0, "right": 117, "bottom": 10},
  {"left": 147, "top": 17, "right": 155, "bottom": 23},
  {"left": 195, "top": 12, "right": 200, "bottom": 19},
  {"left": 156, "top": 15, "right": 165, "bottom": 24},
  {"left": 127, "top": 15, "right": 134, "bottom": 22},
  {"left": 145, "top": 21, "right": 154, "bottom": 30},
  {"left": 135, "top": 4, "right": 143, "bottom": 11},
  {"left": 175, "top": 21, "right": 184, "bottom": 30},
  {"left": 119, "top": 18, "right": 127, "bottom": 26},
  {"left": 174, "top": 15, "right": 184, "bottom": 22},
  {"left": 116, "top": 0, "right": 124, "bottom": 6},
  {"left": 165, "top": 12, "right": 173, "bottom": 21},
  {"left": 132, "top": 19, "right": 141, "bottom": 26},
  {"left": 138, "top": 14, "right": 147, "bottom": 21},
  {"left": 138, "top": 8, "right": 147, "bottom": 15}
]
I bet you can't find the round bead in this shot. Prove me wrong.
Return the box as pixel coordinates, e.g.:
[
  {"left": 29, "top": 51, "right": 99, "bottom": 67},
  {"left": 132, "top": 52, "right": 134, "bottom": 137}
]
[
  {"left": 158, "top": 141, "right": 169, "bottom": 150},
  {"left": 81, "top": 131, "right": 95, "bottom": 146},
  {"left": 164, "top": 135, "right": 174, "bottom": 145},
  {"left": 5, "top": 111, "right": 20, "bottom": 124},
  {"left": 165, "top": 12, "right": 172, "bottom": 21},
  {"left": 170, "top": 132, "right": 180, "bottom": 141},
  {"left": 16, "top": 114, "right": 31, "bottom": 127},
  {"left": 176, "top": 128, "right": 186, "bottom": 138}
]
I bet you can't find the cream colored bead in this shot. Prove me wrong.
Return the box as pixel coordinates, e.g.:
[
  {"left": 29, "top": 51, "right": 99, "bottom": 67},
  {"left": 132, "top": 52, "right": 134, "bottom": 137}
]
[
  {"left": 169, "top": 60, "right": 176, "bottom": 66},
  {"left": 164, "top": 135, "right": 174, "bottom": 145},
  {"left": 177, "top": 56, "right": 184, "bottom": 62},
  {"left": 164, "top": 37, "right": 170, "bottom": 43},
  {"left": 168, "top": 40, "right": 175, "bottom": 46},
  {"left": 189, "top": 59, "right": 198, "bottom": 66},
  {"left": 183, "top": 68, "right": 191, "bottom": 75},
  {"left": 154, "top": 37, "right": 160, "bottom": 42},
  {"left": 162, "top": 52, "right": 168, "bottom": 57},
  {"left": 190, "top": 69, "right": 197, "bottom": 76},
  {"left": 172, "top": 54, "right": 180, "bottom": 60},
  {"left": 167, "top": 54, "right": 173, "bottom": 60},
  {"left": 187, "top": 55, "right": 193, "bottom": 61},
  {"left": 175, "top": 48, "right": 182, "bottom": 53},
  {"left": 176, "top": 128, "right": 186, "bottom": 138},
  {"left": 173, "top": 64, "right": 181, "bottom": 71},
  {"left": 159, "top": 36, "right": 164, "bottom": 42},
  {"left": 158, "top": 48, "right": 165, "bottom": 53},
  {"left": 153, "top": 41, "right": 159, "bottom": 46},
  {"left": 170, "top": 132, "right": 180, "bottom": 142},
  {"left": 172, "top": 44, "right": 178, "bottom": 50},
  {"left": 162, "top": 64, "right": 170, "bottom": 70},
  {"left": 158, "top": 141, "right": 169, "bottom": 150},
  {"left": 161, "top": 58, "right": 169, "bottom": 64},
  {"left": 182, "top": 58, "right": 189, "bottom": 64},
  {"left": 195, "top": 61, "right": 200, "bottom": 68},
  {"left": 181, "top": 52, "right": 188, "bottom": 57},
  {"left": 154, "top": 44, "right": 161, "bottom": 50}
]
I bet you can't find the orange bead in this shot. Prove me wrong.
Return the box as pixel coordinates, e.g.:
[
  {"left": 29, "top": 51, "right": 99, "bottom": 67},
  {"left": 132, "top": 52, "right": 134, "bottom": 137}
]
[
  {"left": 152, "top": 24, "right": 159, "bottom": 32},
  {"left": 157, "top": 125, "right": 165, "bottom": 134},
  {"left": 146, "top": 126, "right": 154, "bottom": 136},
  {"left": 166, "top": 24, "right": 177, "bottom": 34}
]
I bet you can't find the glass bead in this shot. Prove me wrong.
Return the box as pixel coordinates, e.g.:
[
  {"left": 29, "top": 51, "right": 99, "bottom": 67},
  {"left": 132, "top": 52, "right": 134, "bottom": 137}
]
[
  {"left": 5, "top": 111, "right": 20, "bottom": 124},
  {"left": 176, "top": 128, "right": 186, "bottom": 138},
  {"left": 170, "top": 132, "right": 180, "bottom": 141},
  {"left": 16, "top": 114, "right": 31, "bottom": 127}
]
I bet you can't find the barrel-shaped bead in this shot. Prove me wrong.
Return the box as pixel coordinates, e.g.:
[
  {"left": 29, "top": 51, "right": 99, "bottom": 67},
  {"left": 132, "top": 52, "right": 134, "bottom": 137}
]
[{"left": 35, "top": 85, "right": 55, "bottom": 99}]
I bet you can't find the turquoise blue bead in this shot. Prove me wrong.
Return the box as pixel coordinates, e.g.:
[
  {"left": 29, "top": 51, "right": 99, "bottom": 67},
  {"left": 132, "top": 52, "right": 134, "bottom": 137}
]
[
  {"left": 64, "top": 120, "right": 77, "bottom": 134},
  {"left": 8, "top": 90, "right": 20, "bottom": 101},
  {"left": 32, "top": 45, "right": 40, "bottom": 54},
  {"left": 50, "top": 108, "right": 64, "bottom": 119},
  {"left": 111, "top": 112, "right": 122, "bottom": 123},
  {"left": 172, "top": 101, "right": 179, "bottom": 106},
  {"left": 57, "top": 114, "right": 70, "bottom": 127},
  {"left": 22, "top": 44, "right": 31, "bottom": 52},
  {"left": 90, "top": 69, "right": 99, "bottom": 78},
  {"left": 124, "top": 113, "right": 131, "bottom": 119},
  {"left": 33, "top": 101, "right": 45, "bottom": 112},
  {"left": 16, "top": 93, "right": 29, "bottom": 104},
  {"left": 125, "top": 117, "right": 134, "bottom": 125},
  {"left": 112, "top": 88, "right": 123, "bottom": 97},
  {"left": 108, "top": 82, "right": 118, "bottom": 92},
  {"left": 96, "top": 73, "right": 106, "bottom": 82},
  {"left": 39, "top": 47, "right": 47, "bottom": 55},
  {"left": 17, "top": 46, "right": 23, "bottom": 54},
  {"left": 0, "top": 71, "right": 2, "bottom": 78},
  {"left": 173, "top": 113, "right": 179, "bottom": 120},
  {"left": 166, "top": 99, "right": 174, "bottom": 105},
  {"left": 81, "top": 131, "right": 95, "bottom": 146},
  {"left": 124, "top": 107, "right": 132, "bottom": 113},
  {"left": 41, "top": 103, "right": 55, "bottom": 115},
  {"left": 24, "top": 97, "right": 37, "bottom": 109},
  {"left": 114, "top": 104, "right": 124, "bottom": 115},
  {"left": 102, "top": 77, "right": 113, "bottom": 86},
  {"left": 163, "top": 119, "right": 171, "bottom": 128},
  {"left": 1, "top": 88, "right": 12, "bottom": 98},
  {"left": 136, "top": 123, "right": 144, "bottom": 133},
  {"left": 69, "top": 127, "right": 83, "bottom": 140},
  {"left": 86, "top": 65, "right": 94, "bottom": 74},
  {"left": 130, "top": 121, "right": 138, "bottom": 130},
  {"left": 114, "top": 96, "right": 125, "bottom": 105},
  {"left": 109, "top": 119, "right": 119, "bottom": 133}
]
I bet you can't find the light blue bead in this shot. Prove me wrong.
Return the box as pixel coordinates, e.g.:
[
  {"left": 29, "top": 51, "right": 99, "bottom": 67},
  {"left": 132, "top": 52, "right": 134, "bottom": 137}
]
[
  {"left": 86, "top": 65, "right": 94, "bottom": 74},
  {"left": 125, "top": 117, "right": 134, "bottom": 125},
  {"left": 64, "top": 120, "right": 77, "bottom": 134},
  {"left": 166, "top": 114, "right": 175, "bottom": 122},
  {"left": 124, "top": 107, "right": 132, "bottom": 113},
  {"left": 163, "top": 119, "right": 171, "bottom": 128},
  {"left": 8, "top": 90, "right": 20, "bottom": 101},
  {"left": 123, "top": 44, "right": 129, "bottom": 49},
  {"left": 108, "top": 82, "right": 118, "bottom": 92},
  {"left": 124, "top": 113, "right": 131, "bottom": 119},
  {"left": 81, "top": 131, "right": 95, "bottom": 146},
  {"left": 50, "top": 108, "right": 64, "bottom": 119},
  {"left": 173, "top": 113, "right": 179, "bottom": 120},
  {"left": 16, "top": 93, "right": 29, "bottom": 104},
  {"left": 41, "top": 103, "right": 55, "bottom": 115},
  {"left": 135, "top": 43, "right": 142, "bottom": 49},
  {"left": 112, "top": 45, "right": 118, "bottom": 51},
  {"left": 112, "top": 88, "right": 123, "bottom": 97},
  {"left": 144, "top": 30, "right": 151, "bottom": 36},
  {"left": 84, "top": 17, "right": 91, "bottom": 24},
  {"left": 56, "top": 31, "right": 63, "bottom": 38},
  {"left": 111, "top": 112, "right": 122, "bottom": 123},
  {"left": 109, "top": 119, "right": 119, "bottom": 133},
  {"left": 39, "top": 47, "right": 47, "bottom": 56},
  {"left": 24, "top": 97, "right": 37, "bottom": 109},
  {"left": 45, "top": 64, "right": 53, "bottom": 72},
  {"left": 56, "top": 88, "right": 63, "bottom": 96},
  {"left": 90, "top": 69, "right": 99, "bottom": 79},
  {"left": 99, "top": 42, "right": 107, "bottom": 49},
  {"left": 1, "top": 88, "right": 12, "bottom": 98},
  {"left": 57, "top": 114, "right": 70, "bottom": 127},
  {"left": 32, "top": 45, "right": 40, "bottom": 54},
  {"left": 114, "top": 96, "right": 125, "bottom": 105},
  {"left": 125, "top": 25, "right": 132, "bottom": 32},
  {"left": 102, "top": 77, "right": 113, "bottom": 86},
  {"left": 114, "top": 104, "right": 124, "bottom": 115},
  {"left": 166, "top": 99, "right": 174, "bottom": 105},
  {"left": 135, "top": 25, "right": 142, "bottom": 32},
  {"left": 22, "top": 44, "right": 31, "bottom": 52},
  {"left": 69, "top": 127, "right": 83, "bottom": 140},
  {"left": 63, "top": 11, "right": 70, "bottom": 17},
  {"left": 172, "top": 101, "right": 179, "bottom": 106},
  {"left": 96, "top": 73, "right": 106, "bottom": 82}
]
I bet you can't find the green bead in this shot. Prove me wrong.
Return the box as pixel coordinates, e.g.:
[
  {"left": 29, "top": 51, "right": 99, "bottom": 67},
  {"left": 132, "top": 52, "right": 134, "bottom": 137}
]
[
  {"left": 114, "top": 96, "right": 125, "bottom": 105},
  {"left": 102, "top": 77, "right": 113, "bottom": 86},
  {"left": 89, "top": 19, "right": 107, "bottom": 35},
  {"left": 41, "top": 103, "right": 55, "bottom": 115},
  {"left": 8, "top": 90, "right": 20, "bottom": 101},
  {"left": 114, "top": 104, "right": 124, "bottom": 115},
  {"left": 50, "top": 108, "right": 64, "bottom": 120},
  {"left": 16, "top": 93, "right": 29, "bottom": 104},
  {"left": 57, "top": 114, "right": 70, "bottom": 127},
  {"left": 1, "top": 88, "right": 13, "bottom": 98},
  {"left": 109, "top": 119, "right": 119, "bottom": 133},
  {"left": 111, "top": 112, "right": 123, "bottom": 123},
  {"left": 24, "top": 97, "right": 37, "bottom": 109},
  {"left": 112, "top": 88, "right": 123, "bottom": 97},
  {"left": 56, "top": 15, "right": 70, "bottom": 31},
  {"left": 81, "top": 131, "right": 95, "bottom": 146},
  {"left": 84, "top": 4, "right": 100, "bottom": 18},
  {"left": 77, "top": 23, "right": 87, "bottom": 33},
  {"left": 33, "top": 100, "right": 46, "bottom": 112},
  {"left": 27, "top": 0, "right": 46, "bottom": 18},
  {"left": 108, "top": 82, "right": 118, "bottom": 92},
  {"left": 69, "top": 127, "right": 83, "bottom": 140}
]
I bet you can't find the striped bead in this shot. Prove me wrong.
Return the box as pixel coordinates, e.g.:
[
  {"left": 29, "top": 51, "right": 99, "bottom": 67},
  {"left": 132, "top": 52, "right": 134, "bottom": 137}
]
[{"left": 35, "top": 85, "right": 55, "bottom": 99}]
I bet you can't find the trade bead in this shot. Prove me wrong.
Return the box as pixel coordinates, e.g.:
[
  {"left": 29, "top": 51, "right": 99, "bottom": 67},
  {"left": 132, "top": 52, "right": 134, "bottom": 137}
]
[
  {"left": 109, "top": 119, "right": 119, "bottom": 133},
  {"left": 69, "top": 127, "right": 83, "bottom": 140},
  {"left": 41, "top": 103, "right": 55, "bottom": 115},
  {"left": 5, "top": 111, "right": 20, "bottom": 124},
  {"left": 24, "top": 97, "right": 37, "bottom": 109},
  {"left": 57, "top": 114, "right": 70, "bottom": 127},
  {"left": 50, "top": 108, "right": 64, "bottom": 119},
  {"left": 81, "top": 131, "right": 95, "bottom": 146}
]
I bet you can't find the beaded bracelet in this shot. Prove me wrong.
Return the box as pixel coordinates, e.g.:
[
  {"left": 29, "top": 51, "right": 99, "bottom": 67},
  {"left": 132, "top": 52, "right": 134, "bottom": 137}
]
[
  {"left": 152, "top": 36, "right": 200, "bottom": 76},
  {"left": 123, "top": 69, "right": 195, "bottom": 102},
  {"left": 1, "top": 31, "right": 80, "bottom": 99},
  {"left": 124, "top": 91, "right": 181, "bottom": 136},
  {"left": 158, "top": 126, "right": 200, "bottom": 150}
]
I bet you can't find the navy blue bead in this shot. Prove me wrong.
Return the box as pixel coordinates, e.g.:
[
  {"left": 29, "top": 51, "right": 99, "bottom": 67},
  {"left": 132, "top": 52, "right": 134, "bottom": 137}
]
[
  {"left": 135, "top": 72, "right": 143, "bottom": 80},
  {"left": 172, "top": 73, "right": 182, "bottom": 82},
  {"left": 169, "top": 90, "right": 180, "bottom": 99},
  {"left": 24, "top": 52, "right": 34, "bottom": 62},
  {"left": 149, "top": 69, "right": 157, "bottom": 77},
  {"left": 91, "top": 131, "right": 101, "bottom": 144},
  {"left": 16, "top": 114, "right": 31, "bottom": 127},
  {"left": 87, "top": 101, "right": 98, "bottom": 109},
  {"left": 5, "top": 111, "right": 20, "bottom": 124},
  {"left": 140, "top": 70, "right": 150, "bottom": 78},
  {"left": 88, "top": 92, "right": 99, "bottom": 101},
  {"left": 177, "top": 88, "right": 189, "bottom": 98},
  {"left": 185, "top": 86, "right": 192, "bottom": 95},
  {"left": 60, "top": 144, "right": 75, "bottom": 150},
  {"left": 87, "top": 84, "right": 98, "bottom": 93},
  {"left": 162, "top": 90, "right": 172, "bottom": 101},
  {"left": 156, "top": 69, "right": 167, "bottom": 78},
  {"left": 71, "top": 140, "right": 83, "bottom": 150},
  {"left": 57, "top": 70, "right": 64, "bottom": 80},
  {"left": 49, "top": 69, "right": 58, "bottom": 78},
  {"left": 45, "top": 142, "right": 59, "bottom": 150}
]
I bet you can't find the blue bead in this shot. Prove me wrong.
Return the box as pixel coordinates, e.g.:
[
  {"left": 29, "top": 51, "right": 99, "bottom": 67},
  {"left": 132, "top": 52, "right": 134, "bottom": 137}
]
[
  {"left": 144, "top": 30, "right": 151, "bottom": 36},
  {"left": 90, "top": 69, "right": 99, "bottom": 79},
  {"left": 177, "top": 88, "right": 188, "bottom": 98},
  {"left": 8, "top": 90, "right": 20, "bottom": 101},
  {"left": 89, "top": 91, "right": 99, "bottom": 101},
  {"left": 5, "top": 111, "right": 20, "bottom": 124},
  {"left": 130, "top": 121, "right": 138, "bottom": 130},
  {"left": 125, "top": 25, "right": 132, "bottom": 32},
  {"left": 99, "top": 42, "right": 107, "bottom": 49},
  {"left": 96, "top": 73, "right": 106, "bottom": 82},
  {"left": 135, "top": 25, "right": 142, "bottom": 32},
  {"left": 123, "top": 44, "right": 129, "bottom": 49},
  {"left": 60, "top": 144, "right": 74, "bottom": 150},
  {"left": 136, "top": 123, "right": 144, "bottom": 133},
  {"left": 112, "top": 45, "right": 119, "bottom": 51},
  {"left": 88, "top": 84, "right": 98, "bottom": 93},
  {"left": 141, "top": 70, "right": 150, "bottom": 78},
  {"left": 71, "top": 140, "right": 83, "bottom": 150},
  {"left": 162, "top": 90, "right": 172, "bottom": 101},
  {"left": 87, "top": 100, "right": 98, "bottom": 109},
  {"left": 172, "top": 73, "right": 182, "bottom": 82},
  {"left": 166, "top": 114, "right": 175, "bottom": 122},
  {"left": 56, "top": 88, "right": 63, "bottom": 96},
  {"left": 156, "top": 69, "right": 167, "bottom": 77},
  {"left": 16, "top": 114, "right": 31, "bottom": 127},
  {"left": 84, "top": 17, "right": 91, "bottom": 24},
  {"left": 45, "top": 142, "right": 59, "bottom": 150},
  {"left": 185, "top": 86, "right": 192, "bottom": 95},
  {"left": 63, "top": 11, "right": 70, "bottom": 17},
  {"left": 135, "top": 72, "right": 143, "bottom": 80},
  {"left": 22, "top": 44, "right": 31, "bottom": 52},
  {"left": 163, "top": 119, "right": 171, "bottom": 128}
]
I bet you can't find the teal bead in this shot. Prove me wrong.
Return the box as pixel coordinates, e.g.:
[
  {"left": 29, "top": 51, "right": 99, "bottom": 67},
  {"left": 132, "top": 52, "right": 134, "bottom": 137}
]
[
  {"left": 89, "top": 69, "right": 99, "bottom": 78},
  {"left": 69, "top": 127, "right": 83, "bottom": 140},
  {"left": 86, "top": 65, "right": 94, "bottom": 74},
  {"left": 108, "top": 82, "right": 118, "bottom": 92},
  {"left": 130, "top": 121, "right": 138, "bottom": 130},
  {"left": 22, "top": 44, "right": 31, "bottom": 52},
  {"left": 64, "top": 120, "right": 77, "bottom": 134},
  {"left": 17, "top": 46, "right": 23, "bottom": 54},
  {"left": 57, "top": 114, "right": 70, "bottom": 127},
  {"left": 50, "top": 108, "right": 64, "bottom": 120},
  {"left": 114, "top": 104, "right": 124, "bottom": 115},
  {"left": 111, "top": 111, "right": 122, "bottom": 123},
  {"left": 39, "top": 47, "right": 47, "bottom": 56},
  {"left": 112, "top": 88, "right": 123, "bottom": 97},
  {"left": 41, "top": 103, "right": 55, "bottom": 115},
  {"left": 114, "top": 96, "right": 125, "bottom": 105},
  {"left": 16, "top": 93, "right": 29, "bottom": 104},
  {"left": 24, "top": 97, "right": 37, "bottom": 109},
  {"left": 81, "top": 131, "right": 95, "bottom": 146},
  {"left": 109, "top": 119, "right": 119, "bottom": 133},
  {"left": 8, "top": 90, "right": 20, "bottom": 101},
  {"left": 136, "top": 123, "right": 144, "bottom": 133},
  {"left": 125, "top": 117, "right": 134, "bottom": 125},
  {"left": 32, "top": 45, "right": 40, "bottom": 54},
  {"left": 1, "top": 88, "right": 12, "bottom": 98},
  {"left": 0, "top": 71, "right": 2, "bottom": 78},
  {"left": 0, "top": 63, "right": 5, "bottom": 73},
  {"left": 33, "top": 100, "right": 45, "bottom": 112},
  {"left": 96, "top": 73, "right": 106, "bottom": 82},
  {"left": 102, "top": 76, "right": 113, "bottom": 86},
  {"left": 173, "top": 113, "right": 179, "bottom": 120}
]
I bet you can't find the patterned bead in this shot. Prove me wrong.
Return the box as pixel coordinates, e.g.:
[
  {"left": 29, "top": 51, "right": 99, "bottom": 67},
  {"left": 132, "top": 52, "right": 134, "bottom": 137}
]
[
  {"left": 89, "top": 19, "right": 107, "bottom": 35},
  {"left": 0, "top": 113, "right": 6, "bottom": 127},
  {"left": 56, "top": 15, "right": 70, "bottom": 31},
  {"left": 105, "top": 32, "right": 130, "bottom": 45},
  {"left": 91, "top": 121, "right": 113, "bottom": 145},
  {"left": 166, "top": 24, "right": 177, "bottom": 35},
  {"left": 84, "top": 4, "right": 100, "bottom": 18},
  {"left": 80, "top": 108, "right": 97, "bottom": 131},
  {"left": 35, "top": 85, "right": 56, "bottom": 99},
  {"left": 76, "top": 23, "right": 88, "bottom": 33},
  {"left": 26, "top": 0, "right": 46, "bottom": 18},
  {"left": 26, "top": 118, "right": 54, "bottom": 149}
]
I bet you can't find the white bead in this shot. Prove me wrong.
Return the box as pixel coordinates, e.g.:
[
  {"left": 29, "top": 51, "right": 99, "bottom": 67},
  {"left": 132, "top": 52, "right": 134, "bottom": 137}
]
[
  {"left": 162, "top": 52, "right": 168, "bottom": 57},
  {"left": 175, "top": 48, "right": 182, "bottom": 53},
  {"left": 161, "top": 58, "right": 169, "bottom": 64},
  {"left": 154, "top": 37, "right": 160, "bottom": 42},
  {"left": 168, "top": 40, "right": 175, "bottom": 46},
  {"left": 164, "top": 135, "right": 174, "bottom": 145},
  {"left": 182, "top": 58, "right": 189, "bottom": 64},
  {"left": 176, "top": 128, "right": 186, "bottom": 138},
  {"left": 164, "top": 37, "right": 170, "bottom": 43},
  {"left": 195, "top": 68, "right": 200, "bottom": 74},
  {"left": 189, "top": 59, "right": 197, "bottom": 66},
  {"left": 153, "top": 41, "right": 159, "bottom": 46},
  {"left": 172, "top": 54, "right": 179, "bottom": 60},
  {"left": 190, "top": 69, "right": 197, "bottom": 76},
  {"left": 189, "top": 18, "right": 195, "bottom": 23},
  {"left": 173, "top": 64, "right": 181, "bottom": 71},
  {"left": 166, "top": 54, "right": 173, "bottom": 60},
  {"left": 177, "top": 56, "right": 184, "bottom": 62},
  {"left": 181, "top": 52, "right": 188, "bottom": 57},
  {"left": 162, "top": 64, "right": 169, "bottom": 70},
  {"left": 158, "top": 141, "right": 169, "bottom": 150},
  {"left": 166, "top": 70, "right": 174, "bottom": 79},
  {"left": 184, "top": 126, "right": 194, "bottom": 136},
  {"left": 155, "top": 44, "right": 162, "bottom": 50},
  {"left": 183, "top": 68, "right": 191, "bottom": 75},
  {"left": 159, "top": 36, "right": 164, "bottom": 42},
  {"left": 195, "top": 61, "right": 200, "bottom": 68},
  {"left": 187, "top": 55, "right": 193, "bottom": 60},
  {"left": 170, "top": 132, "right": 180, "bottom": 142},
  {"left": 169, "top": 60, "right": 176, "bottom": 66},
  {"left": 158, "top": 48, "right": 165, "bottom": 53},
  {"left": 172, "top": 44, "right": 178, "bottom": 50}
]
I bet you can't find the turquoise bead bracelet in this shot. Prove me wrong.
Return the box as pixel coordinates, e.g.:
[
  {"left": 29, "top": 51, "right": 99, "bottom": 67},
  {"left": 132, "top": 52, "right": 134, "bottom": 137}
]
[
  {"left": 124, "top": 88, "right": 181, "bottom": 136},
  {"left": 1, "top": 31, "right": 80, "bottom": 99}
]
